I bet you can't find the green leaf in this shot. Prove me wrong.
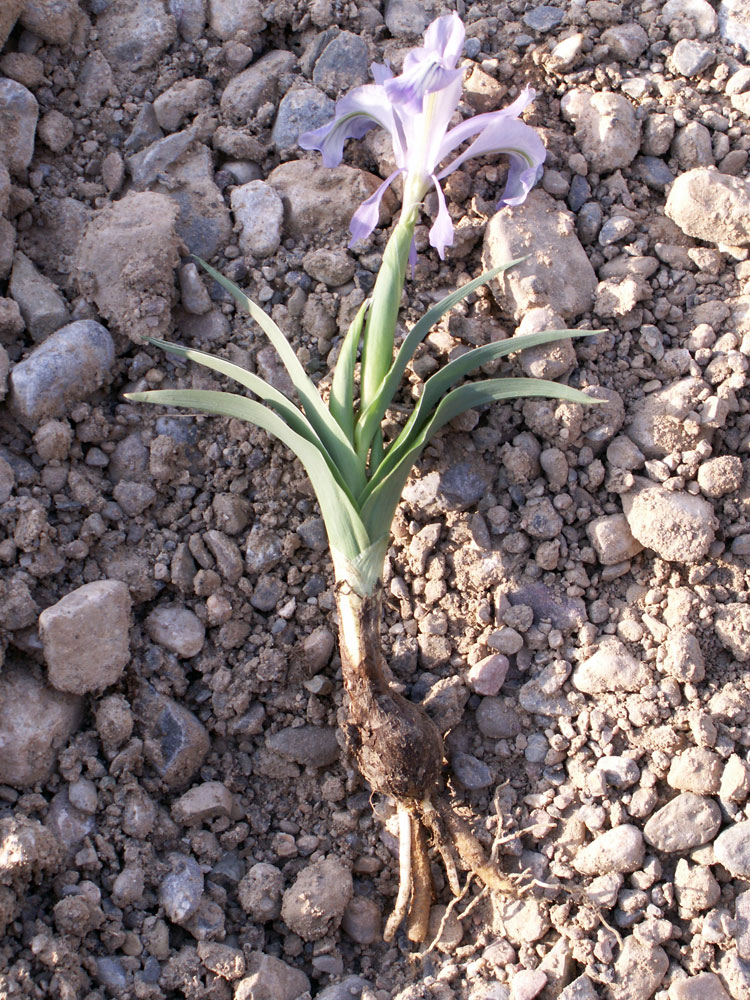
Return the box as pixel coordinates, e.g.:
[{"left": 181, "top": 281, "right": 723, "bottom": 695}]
[
  {"left": 360, "top": 378, "right": 598, "bottom": 538},
  {"left": 193, "top": 257, "right": 366, "bottom": 496},
  {"left": 353, "top": 257, "right": 527, "bottom": 461},
  {"left": 125, "top": 388, "right": 372, "bottom": 562},
  {"left": 330, "top": 297, "right": 369, "bottom": 443}
]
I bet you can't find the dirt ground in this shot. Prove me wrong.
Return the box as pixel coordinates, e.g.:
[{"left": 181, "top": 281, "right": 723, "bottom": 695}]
[{"left": 1, "top": 1, "right": 750, "bottom": 999}]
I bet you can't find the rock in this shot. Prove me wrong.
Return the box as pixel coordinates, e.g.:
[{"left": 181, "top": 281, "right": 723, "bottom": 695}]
[
  {"left": 713, "top": 820, "right": 750, "bottom": 876},
  {"left": 220, "top": 49, "right": 297, "bottom": 122},
  {"left": 601, "top": 23, "right": 649, "bottom": 61},
  {"left": 135, "top": 683, "right": 210, "bottom": 787},
  {"left": 483, "top": 190, "right": 598, "bottom": 320},
  {"left": 245, "top": 526, "right": 282, "bottom": 573},
  {"left": 467, "top": 653, "right": 509, "bottom": 697},
  {"left": 643, "top": 793, "right": 722, "bottom": 852},
  {"left": 384, "top": 0, "right": 427, "bottom": 35},
  {"left": 667, "top": 748, "right": 723, "bottom": 795},
  {"left": 663, "top": 0, "right": 718, "bottom": 39},
  {"left": 738, "top": 889, "right": 750, "bottom": 960},
  {"left": 0, "top": 664, "right": 83, "bottom": 787},
  {"left": 303, "top": 248, "right": 355, "bottom": 287},
  {"left": 559, "top": 977, "right": 599, "bottom": 1000},
  {"left": 476, "top": 697, "right": 522, "bottom": 739},
  {"left": 402, "top": 457, "right": 492, "bottom": 513},
  {"left": 510, "top": 969, "right": 548, "bottom": 1000},
  {"left": 18, "top": 0, "right": 80, "bottom": 45},
  {"left": 281, "top": 856, "right": 353, "bottom": 940},
  {"left": 715, "top": 603, "right": 750, "bottom": 661},
  {"left": 720, "top": 0, "right": 750, "bottom": 53},
  {"left": 636, "top": 156, "right": 675, "bottom": 192},
  {"left": 230, "top": 181, "right": 284, "bottom": 258},
  {"left": 204, "top": 529, "right": 243, "bottom": 584},
  {"left": 697, "top": 455, "right": 743, "bottom": 497},
  {"left": 313, "top": 32, "right": 369, "bottom": 95},
  {"left": 300, "top": 627, "right": 335, "bottom": 672},
  {"left": 160, "top": 853, "right": 204, "bottom": 924},
  {"left": 523, "top": 5, "right": 563, "bottom": 31},
  {"left": 266, "top": 725, "right": 339, "bottom": 768},
  {"left": 37, "top": 109, "right": 74, "bottom": 154},
  {"left": 669, "top": 973, "right": 732, "bottom": 1000},
  {"left": 77, "top": 51, "right": 117, "bottom": 110},
  {"left": 153, "top": 78, "right": 212, "bottom": 133},
  {"left": 168, "top": 0, "right": 206, "bottom": 42},
  {"left": 596, "top": 756, "right": 640, "bottom": 788},
  {"left": 560, "top": 90, "right": 640, "bottom": 173},
  {"left": 720, "top": 754, "right": 750, "bottom": 803},
  {"left": 451, "top": 752, "right": 494, "bottom": 790},
  {"left": 606, "top": 936, "right": 668, "bottom": 1000},
  {"left": 178, "top": 262, "right": 212, "bottom": 314},
  {"left": 0, "top": 0, "right": 23, "bottom": 50},
  {"left": 666, "top": 167, "right": 750, "bottom": 246},
  {"left": 341, "top": 896, "right": 381, "bottom": 945},
  {"left": 39, "top": 581, "right": 131, "bottom": 695},
  {"left": 75, "top": 192, "right": 181, "bottom": 344},
  {"left": 98, "top": 0, "right": 177, "bottom": 72},
  {"left": 670, "top": 38, "right": 716, "bottom": 76},
  {"left": 238, "top": 862, "right": 284, "bottom": 922},
  {"left": 0, "top": 815, "right": 63, "bottom": 882},
  {"left": 9, "top": 320, "right": 115, "bottom": 430},
  {"left": 599, "top": 215, "right": 636, "bottom": 246},
  {"left": 153, "top": 144, "right": 233, "bottom": 259},
  {"left": 171, "top": 782, "right": 234, "bottom": 825},
  {"left": 0, "top": 78, "right": 38, "bottom": 177},
  {"left": 546, "top": 33, "right": 585, "bottom": 72},
  {"left": 659, "top": 627, "right": 705, "bottom": 683},
  {"left": 22, "top": 197, "right": 93, "bottom": 292},
  {"left": 674, "top": 859, "right": 721, "bottom": 917},
  {"left": 572, "top": 637, "right": 651, "bottom": 694},
  {"left": 272, "top": 86, "right": 336, "bottom": 149},
  {"left": 586, "top": 514, "right": 643, "bottom": 565},
  {"left": 8, "top": 252, "right": 68, "bottom": 343},
  {"left": 207, "top": 0, "right": 264, "bottom": 39},
  {"left": 622, "top": 483, "right": 717, "bottom": 564},
  {"left": 574, "top": 825, "right": 645, "bottom": 875},
  {"left": 196, "top": 941, "right": 245, "bottom": 981},
  {"left": 235, "top": 953, "right": 310, "bottom": 1000},
  {"left": 626, "top": 378, "right": 710, "bottom": 459},
  {"left": 516, "top": 307, "right": 577, "bottom": 379},
  {"left": 502, "top": 897, "right": 550, "bottom": 945},
  {"left": 268, "top": 160, "right": 396, "bottom": 240},
  {"left": 146, "top": 605, "right": 205, "bottom": 658}
]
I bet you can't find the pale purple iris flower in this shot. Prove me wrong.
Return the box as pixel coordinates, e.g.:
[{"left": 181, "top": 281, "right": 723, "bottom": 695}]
[{"left": 299, "top": 12, "right": 546, "bottom": 258}]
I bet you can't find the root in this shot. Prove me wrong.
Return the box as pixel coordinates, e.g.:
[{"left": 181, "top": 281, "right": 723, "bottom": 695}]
[{"left": 384, "top": 805, "right": 413, "bottom": 942}]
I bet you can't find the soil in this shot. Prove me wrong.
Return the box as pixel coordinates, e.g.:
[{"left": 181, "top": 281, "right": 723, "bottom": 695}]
[{"left": 1, "top": 1, "right": 750, "bottom": 999}]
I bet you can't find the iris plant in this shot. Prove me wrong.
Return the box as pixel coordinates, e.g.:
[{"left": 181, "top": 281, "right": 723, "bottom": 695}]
[{"left": 127, "top": 13, "right": 597, "bottom": 944}]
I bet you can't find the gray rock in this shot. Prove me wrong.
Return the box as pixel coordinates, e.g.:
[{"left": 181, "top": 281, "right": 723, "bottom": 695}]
[
  {"left": 523, "top": 5, "right": 564, "bottom": 31},
  {"left": 179, "top": 262, "right": 212, "bottom": 314},
  {"left": 297, "top": 516, "right": 327, "bottom": 550},
  {"left": 39, "top": 581, "right": 132, "bottom": 695},
  {"left": 452, "top": 752, "right": 494, "bottom": 790},
  {"left": 160, "top": 853, "right": 204, "bottom": 923},
  {"left": 576, "top": 201, "right": 603, "bottom": 245},
  {"left": 303, "top": 248, "right": 356, "bottom": 287},
  {"left": 230, "top": 180, "right": 284, "bottom": 258},
  {"left": 626, "top": 377, "right": 710, "bottom": 458},
  {"left": 236, "top": 953, "right": 310, "bottom": 1000},
  {"left": 622, "top": 483, "right": 718, "bottom": 564},
  {"left": 113, "top": 481, "right": 157, "bottom": 516},
  {"left": 0, "top": 664, "right": 83, "bottom": 787},
  {"left": 597, "top": 756, "right": 640, "bottom": 788},
  {"left": 266, "top": 725, "right": 340, "bottom": 768},
  {"left": 476, "top": 697, "right": 522, "bottom": 739},
  {"left": 483, "top": 189, "right": 598, "bottom": 320},
  {"left": 37, "top": 110, "right": 74, "bottom": 153},
  {"left": 601, "top": 23, "right": 649, "bottom": 61},
  {"left": 250, "top": 574, "right": 284, "bottom": 612},
  {"left": 516, "top": 307, "right": 576, "bottom": 379},
  {"left": 95, "top": 957, "right": 129, "bottom": 991},
  {"left": 146, "top": 605, "right": 205, "bottom": 658},
  {"left": 720, "top": 0, "right": 750, "bottom": 53},
  {"left": 573, "top": 637, "right": 651, "bottom": 694},
  {"left": 18, "top": 0, "right": 79, "bottom": 45},
  {"left": 635, "top": 156, "right": 675, "bottom": 191},
  {"left": 559, "top": 976, "right": 599, "bottom": 1000},
  {"left": 204, "top": 529, "right": 243, "bottom": 584},
  {"left": 124, "top": 103, "right": 163, "bottom": 154},
  {"left": 0, "top": 1, "right": 22, "bottom": 51},
  {"left": 8, "top": 252, "right": 69, "bottom": 343},
  {"left": 9, "top": 320, "right": 115, "bottom": 429},
  {"left": 313, "top": 32, "right": 369, "bottom": 95},
  {"left": 586, "top": 514, "right": 643, "bottom": 566},
  {"left": 220, "top": 49, "right": 297, "bottom": 123},
  {"left": 127, "top": 128, "right": 197, "bottom": 187},
  {"left": 0, "top": 78, "right": 38, "bottom": 177},
  {"left": 606, "top": 936, "right": 668, "bottom": 1000},
  {"left": 135, "top": 683, "right": 210, "bottom": 787},
  {"left": 670, "top": 38, "right": 716, "bottom": 76},
  {"left": 663, "top": 0, "right": 717, "bottom": 39},
  {"left": 665, "top": 166, "right": 750, "bottom": 246},
  {"left": 273, "top": 86, "right": 335, "bottom": 150},
  {"left": 238, "top": 862, "right": 284, "bottom": 922},
  {"left": 281, "top": 856, "right": 353, "bottom": 941},
  {"left": 643, "top": 793, "right": 722, "bottom": 852},
  {"left": 77, "top": 51, "right": 118, "bottom": 110},
  {"left": 167, "top": 0, "right": 207, "bottom": 42},
  {"left": 98, "top": 0, "right": 177, "bottom": 72},
  {"left": 268, "top": 160, "right": 396, "bottom": 240},
  {"left": 171, "top": 781, "right": 234, "bottom": 825},
  {"left": 154, "top": 144, "right": 233, "bottom": 259},
  {"left": 715, "top": 602, "right": 750, "bottom": 661},
  {"left": 560, "top": 90, "right": 640, "bottom": 174},
  {"left": 660, "top": 627, "right": 705, "bottom": 682},
  {"left": 667, "top": 748, "right": 723, "bottom": 795},
  {"left": 207, "top": 0, "right": 264, "bottom": 39},
  {"left": 384, "top": 0, "right": 428, "bottom": 35},
  {"left": 599, "top": 216, "right": 635, "bottom": 246},
  {"left": 245, "top": 525, "right": 282, "bottom": 573},
  {"left": 672, "top": 122, "right": 714, "bottom": 169}
]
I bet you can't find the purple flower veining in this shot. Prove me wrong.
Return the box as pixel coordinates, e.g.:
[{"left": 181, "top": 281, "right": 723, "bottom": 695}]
[{"left": 299, "top": 13, "right": 546, "bottom": 258}]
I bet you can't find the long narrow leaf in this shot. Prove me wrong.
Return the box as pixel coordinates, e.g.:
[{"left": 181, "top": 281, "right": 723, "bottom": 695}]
[
  {"left": 360, "top": 378, "right": 598, "bottom": 531},
  {"left": 125, "top": 388, "right": 371, "bottom": 562},
  {"left": 194, "top": 257, "right": 366, "bottom": 496},
  {"left": 353, "top": 257, "right": 527, "bottom": 460},
  {"left": 330, "top": 297, "right": 369, "bottom": 443}
]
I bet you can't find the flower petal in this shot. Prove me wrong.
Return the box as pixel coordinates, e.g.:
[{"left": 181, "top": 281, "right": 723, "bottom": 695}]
[
  {"left": 384, "top": 13, "right": 465, "bottom": 114},
  {"left": 428, "top": 175, "right": 453, "bottom": 259},
  {"left": 422, "top": 12, "right": 465, "bottom": 67},
  {"left": 435, "top": 87, "right": 537, "bottom": 168},
  {"left": 371, "top": 61, "right": 394, "bottom": 86},
  {"left": 348, "top": 169, "right": 404, "bottom": 246},
  {"left": 299, "top": 84, "right": 396, "bottom": 167}
]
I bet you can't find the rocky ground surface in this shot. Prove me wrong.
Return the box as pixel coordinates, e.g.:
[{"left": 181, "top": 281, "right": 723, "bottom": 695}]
[{"left": 1, "top": 0, "right": 750, "bottom": 998}]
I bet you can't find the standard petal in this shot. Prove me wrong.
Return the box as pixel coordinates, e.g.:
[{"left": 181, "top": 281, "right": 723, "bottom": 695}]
[
  {"left": 423, "top": 12, "right": 465, "bottom": 67},
  {"left": 435, "top": 87, "right": 537, "bottom": 168},
  {"left": 348, "top": 169, "right": 404, "bottom": 245},
  {"left": 371, "top": 61, "right": 394, "bottom": 85},
  {"left": 496, "top": 155, "right": 544, "bottom": 207},
  {"left": 385, "top": 62, "right": 463, "bottom": 115},
  {"left": 299, "top": 84, "right": 396, "bottom": 166},
  {"left": 435, "top": 116, "right": 546, "bottom": 194},
  {"left": 427, "top": 176, "right": 454, "bottom": 259}
]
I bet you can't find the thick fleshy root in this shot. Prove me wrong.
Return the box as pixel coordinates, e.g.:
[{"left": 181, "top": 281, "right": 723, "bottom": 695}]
[{"left": 336, "top": 583, "right": 520, "bottom": 941}]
